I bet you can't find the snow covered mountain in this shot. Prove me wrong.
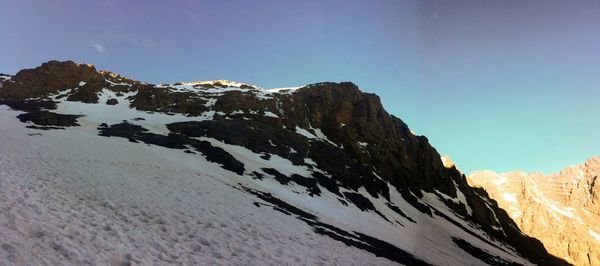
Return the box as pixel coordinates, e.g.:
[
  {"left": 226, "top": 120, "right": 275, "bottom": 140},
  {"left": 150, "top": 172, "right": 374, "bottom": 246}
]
[
  {"left": 469, "top": 158, "right": 600, "bottom": 265},
  {"left": 0, "top": 60, "right": 568, "bottom": 265}
]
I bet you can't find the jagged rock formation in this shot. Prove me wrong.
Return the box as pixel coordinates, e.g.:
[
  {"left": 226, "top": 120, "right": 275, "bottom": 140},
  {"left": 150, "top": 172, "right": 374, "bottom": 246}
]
[
  {"left": 0, "top": 60, "right": 569, "bottom": 265},
  {"left": 468, "top": 158, "right": 600, "bottom": 266}
]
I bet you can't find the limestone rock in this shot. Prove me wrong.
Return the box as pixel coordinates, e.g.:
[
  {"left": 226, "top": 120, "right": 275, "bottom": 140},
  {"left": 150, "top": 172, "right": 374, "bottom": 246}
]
[{"left": 468, "top": 158, "right": 600, "bottom": 266}]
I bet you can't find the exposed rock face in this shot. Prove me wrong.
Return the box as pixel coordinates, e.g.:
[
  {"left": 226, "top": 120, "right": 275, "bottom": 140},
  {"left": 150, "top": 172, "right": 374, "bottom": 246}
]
[
  {"left": 0, "top": 61, "right": 100, "bottom": 100},
  {"left": 0, "top": 60, "right": 570, "bottom": 265},
  {"left": 468, "top": 158, "right": 600, "bottom": 266}
]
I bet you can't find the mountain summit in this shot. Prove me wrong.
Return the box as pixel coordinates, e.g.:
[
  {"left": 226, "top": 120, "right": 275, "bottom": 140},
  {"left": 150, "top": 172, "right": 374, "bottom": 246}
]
[{"left": 0, "top": 61, "right": 568, "bottom": 265}]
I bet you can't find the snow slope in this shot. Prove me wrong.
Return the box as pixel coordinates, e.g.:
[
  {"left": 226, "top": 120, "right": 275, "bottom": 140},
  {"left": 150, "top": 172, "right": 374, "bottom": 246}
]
[
  {"left": 0, "top": 105, "right": 393, "bottom": 265},
  {"left": 0, "top": 96, "right": 534, "bottom": 265}
]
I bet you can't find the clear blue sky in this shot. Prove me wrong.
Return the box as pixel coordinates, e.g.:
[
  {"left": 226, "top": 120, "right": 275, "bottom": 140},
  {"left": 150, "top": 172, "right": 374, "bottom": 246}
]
[{"left": 1, "top": 0, "right": 599, "bottom": 174}]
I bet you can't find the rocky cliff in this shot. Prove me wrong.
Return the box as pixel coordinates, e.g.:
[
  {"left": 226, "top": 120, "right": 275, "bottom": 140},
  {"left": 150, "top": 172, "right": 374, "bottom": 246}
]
[{"left": 469, "top": 158, "right": 600, "bottom": 265}]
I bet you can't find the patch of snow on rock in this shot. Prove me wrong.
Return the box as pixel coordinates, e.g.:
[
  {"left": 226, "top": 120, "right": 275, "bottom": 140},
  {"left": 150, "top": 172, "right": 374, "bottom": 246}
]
[
  {"left": 503, "top": 193, "right": 518, "bottom": 203},
  {"left": 263, "top": 111, "right": 279, "bottom": 118}
]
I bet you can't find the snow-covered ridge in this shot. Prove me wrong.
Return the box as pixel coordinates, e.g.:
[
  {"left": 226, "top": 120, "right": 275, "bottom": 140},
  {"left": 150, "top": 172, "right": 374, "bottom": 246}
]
[
  {"left": 186, "top": 80, "right": 256, "bottom": 88},
  {"left": 0, "top": 74, "right": 11, "bottom": 82},
  {"left": 265, "top": 86, "right": 303, "bottom": 94},
  {"left": 157, "top": 80, "right": 304, "bottom": 95}
]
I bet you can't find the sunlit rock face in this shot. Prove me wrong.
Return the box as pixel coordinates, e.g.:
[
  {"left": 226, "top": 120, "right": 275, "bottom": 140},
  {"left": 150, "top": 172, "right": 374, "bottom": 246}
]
[
  {"left": 0, "top": 60, "right": 569, "bottom": 265},
  {"left": 468, "top": 158, "right": 600, "bottom": 266},
  {"left": 441, "top": 155, "right": 457, "bottom": 170}
]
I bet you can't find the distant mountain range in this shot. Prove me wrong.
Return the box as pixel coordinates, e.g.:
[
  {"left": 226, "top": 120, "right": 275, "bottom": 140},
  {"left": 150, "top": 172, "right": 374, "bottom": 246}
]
[
  {"left": 0, "top": 60, "right": 568, "bottom": 265},
  {"left": 469, "top": 158, "right": 600, "bottom": 265}
]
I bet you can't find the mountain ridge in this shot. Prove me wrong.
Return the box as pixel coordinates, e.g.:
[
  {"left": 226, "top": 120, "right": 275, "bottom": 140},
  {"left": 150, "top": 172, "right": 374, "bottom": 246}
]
[
  {"left": 0, "top": 60, "right": 568, "bottom": 265},
  {"left": 468, "top": 157, "right": 600, "bottom": 265}
]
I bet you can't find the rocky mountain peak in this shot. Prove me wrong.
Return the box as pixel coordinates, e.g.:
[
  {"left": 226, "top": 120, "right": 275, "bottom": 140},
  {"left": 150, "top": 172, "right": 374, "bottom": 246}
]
[
  {"left": 441, "top": 155, "right": 456, "bottom": 169},
  {"left": 18, "top": 60, "right": 99, "bottom": 83},
  {"left": 1, "top": 60, "right": 101, "bottom": 100},
  {"left": 584, "top": 156, "right": 600, "bottom": 172}
]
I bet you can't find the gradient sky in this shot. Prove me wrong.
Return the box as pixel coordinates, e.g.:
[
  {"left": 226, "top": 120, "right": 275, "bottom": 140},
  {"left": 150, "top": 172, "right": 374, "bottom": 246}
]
[{"left": 1, "top": 0, "right": 599, "bottom": 174}]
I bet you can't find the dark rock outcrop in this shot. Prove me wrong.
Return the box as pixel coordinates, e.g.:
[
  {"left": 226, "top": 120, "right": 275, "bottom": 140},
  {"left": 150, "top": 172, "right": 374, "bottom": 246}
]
[
  {"left": 0, "top": 60, "right": 100, "bottom": 100},
  {"left": 17, "top": 111, "right": 81, "bottom": 128},
  {"left": 106, "top": 98, "right": 118, "bottom": 105},
  {"left": 97, "top": 122, "right": 245, "bottom": 175}
]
